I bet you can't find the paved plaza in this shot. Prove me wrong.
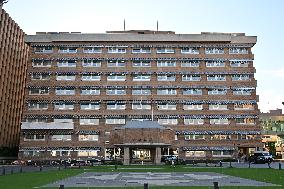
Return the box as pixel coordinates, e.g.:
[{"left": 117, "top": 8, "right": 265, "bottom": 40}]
[{"left": 43, "top": 172, "right": 278, "bottom": 187}]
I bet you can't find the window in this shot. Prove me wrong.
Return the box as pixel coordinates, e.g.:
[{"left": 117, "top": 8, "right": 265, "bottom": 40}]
[
  {"left": 157, "top": 61, "right": 176, "bottom": 67},
  {"left": 208, "top": 89, "right": 227, "bottom": 95},
  {"left": 209, "top": 104, "right": 228, "bottom": 110},
  {"left": 185, "top": 135, "right": 205, "bottom": 140},
  {"left": 79, "top": 135, "right": 99, "bottom": 141},
  {"left": 236, "top": 118, "right": 255, "bottom": 125},
  {"left": 80, "top": 88, "right": 100, "bottom": 95},
  {"left": 157, "top": 89, "right": 177, "bottom": 95},
  {"left": 81, "top": 74, "right": 100, "bottom": 81},
  {"left": 53, "top": 118, "right": 73, "bottom": 123},
  {"left": 58, "top": 47, "right": 77, "bottom": 53},
  {"left": 184, "top": 118, "right": 204, "bottom": 125},
  {"left": 34, "top": 46, "right": 53, "bottom": 53},
  {"left": 182, "top": 75, "right": 201, "bottom": 81},
  {"left": 23, "top": 151, "right": 43, "bottom": 157},
  {"left": 57, "top": 60, "right": 76, "bottom": 67},
  {"left": 156, "top": 47, "right": 175, "bottom": 54},
  {"left": 132, "top": 60, "right": 151, "bottom": 67},
  {"left": 230, "top": 60, "right": 249, "bottom": 67},
  {"left": 234, "top": 104, "right": 254, "bottom": 110},
  {"left": 231, "top": 74, "right": 250, "bottom": 81},
  {"left": 212, "top": 150, "right": 233, "bottom": 157},
  {"left": 82, "top": 59, "right": 101, "bottom": 67},
  {"left": 54, "top": 102, "right": 74, "bottom": 110},
  {"left": 80, "top": 102, "right": 100, "bottom": 110},
  {"left": 229, "top": 47, "right": 248, "bottom": 54},
  {"left": 207, "top": 75, "right": 226, "bottom": 81},
  {"left": 107, "top": 47, "right": 127, "bottom": 53},
  {"left": 55, "top": 88, "right": 75, "bottom": 95},
  {"left": 51, "top": 151, "right": 71, "bottom": 157},
  {"left": 106, "top": 89, "right": 126, "bottom": 95},
  {"left": 133, "top": 75, "right": 151, "bottom": 81},
  {"left": 180, "top": 47, "right": 199, "bottom": 54},
  {"left": 24, "top": 135, "right": 45, "bottom": 141},
  {"left": 181, "top": 60, "right": 200, "bottom": 67},
  {"left": 29, "top": 88, "right": 49, "bottom": 95},
  {"left": 205, "top": 60, "right": 225, "bottom": 67},
  {"left": 78, "top": 150, "right": 98, "bottom": 157},
  {"left": 56, "top": 74, "right": 76, "bottom": 81},
  {"left": 233, "top": 88, "right": 253, "bottom": 95},
  {"left": 185, "top": 151, "right": 205, "bottom": 157},
  {"left": 31, "top": 73, "right": 50, "bottom": 80},
  {"left": 157, "top": 103, "right": 176, "bottom": 110},
  {"left": 28, "top": 102, "right": 48, "bottom": 110},
  {"left": 157, "top": 75, "right": 176, "bottom": 81},
  {"left": 107, "top": 74, "right": 126, "bottom": 81},
  {"left": 32, "top": 59, "right": 52, "bottom": 67},
  {"left": 132, "top": 89, "right": 151, "bottom": 95},
  {"left": 210, "top": 119, "right": 229, "bottom": 125},
  {"left": 83, "top": 47, "right": 102, "bottom": 53},
  {"left": 107, "top": 59, "right": 126, "bottom": 67},
  {"left": 132, "top": 47, "right": 151, "bottom": 53},
  {"left": 158, "top": 118, "right": 178, "bottom": 125},
  {"left": 183, "top": 104, "right": 203, "bottom": 110},
  {"left": 107, "top": 102, "right": 126, "bottom": 110},
  {"left": 211, "top": 135, "right": 231, "bottom": 140},
  {"left": 205, "top": 47, "right": 224, "bottom": 54},
  {"left": 183, "top": 89, "right": 202, "bottom": 95},
  {"left": 51, "top": 135, "right": 71, "bottom": 141},
  {"left": 105, "top": 119, "right": 126, "bottom": 124},
  {"left": 79, "top": 118, "right": 99, "bottom": 125},
  {"left": 132, "top": 103, "right": 151, "bottom": 110}
]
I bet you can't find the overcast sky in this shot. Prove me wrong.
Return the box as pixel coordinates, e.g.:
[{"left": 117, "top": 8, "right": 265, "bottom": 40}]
[{"left": 3, "top": 0, "right": 284, "bottom": 113}]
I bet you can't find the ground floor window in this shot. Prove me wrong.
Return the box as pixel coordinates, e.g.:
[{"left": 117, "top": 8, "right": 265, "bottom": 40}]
[
  {"left": 50, "top": 150, "right": 71, "bottom": 157},
  {"left": 185, "top": 151, "right": 206, "bottom": 157},
  {"left": 23, "top": 151, "right": 43, "bottom": 157},
  {"left": 212, "top": 150, "right": 233, "bottom": 157},
  {"left": 78, "top": 150, "right": 98, "bottom": 157}
]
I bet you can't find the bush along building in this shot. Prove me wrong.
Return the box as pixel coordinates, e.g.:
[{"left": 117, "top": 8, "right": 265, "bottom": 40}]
[{"left": 19, "top": 30, "right": 262, "bottom": 164}]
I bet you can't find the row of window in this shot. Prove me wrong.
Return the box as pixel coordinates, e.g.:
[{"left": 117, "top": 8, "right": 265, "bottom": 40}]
[
  {"left": 23, "top": 150, "right": 98, "bottom": 157},
  {"left": 185, "top": 150, "right": 233, "bottom": 157},
  {"left": 183, "top": 134, "right": 257, "bottom": 140},
  {"left": 24, "top": 134, "right": 98, "bottom": 141},
  {"left": 29, "top": 88, "right": 255, "bottom": 96},
  {"left": 34, "top": 46, "right": 249, "bottom": 55},
  {"left": 27, "top": 103, "right": 254, "bottom": 111},
  {"left": 24, "top": 118, "right": 256, "bottom": 125},
  {"left": 31, "top": 73, "right": 251, "bottom": 82},
  {"left": 32, "top": 59, "right": 250, "bottom": 68}
]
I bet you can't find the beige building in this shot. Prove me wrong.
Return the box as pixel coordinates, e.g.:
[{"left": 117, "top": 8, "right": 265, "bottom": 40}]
[
  {"left": 0, "top": 4, "right": 29, "bottom": 154},
  {"left": 19, "top": 30, "right": 261, "bottom": 164}
]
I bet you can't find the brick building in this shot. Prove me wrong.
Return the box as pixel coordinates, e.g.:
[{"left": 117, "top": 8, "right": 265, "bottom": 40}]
[
  {"left": 19, "top": 30, "right": 262, "bottom": 164},
  {"left": 0, "top": 4, "right": 29, "bottom": 155}
]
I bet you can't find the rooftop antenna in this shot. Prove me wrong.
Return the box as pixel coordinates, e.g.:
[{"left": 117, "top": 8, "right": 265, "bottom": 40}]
[
  {"left": 124, "top": 19, "right": 126, "bottom": 31},
  {"left": 156, "top": 20, "right": 159, "bottom": 31}
]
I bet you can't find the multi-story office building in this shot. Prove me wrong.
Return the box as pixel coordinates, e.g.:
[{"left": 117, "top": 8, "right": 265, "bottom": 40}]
[
  {"left": 0, "top": 5, "right": 29, "bottom": 155},
  {"left": 19, "top": 30, "right": 261, "bottom": 164}
]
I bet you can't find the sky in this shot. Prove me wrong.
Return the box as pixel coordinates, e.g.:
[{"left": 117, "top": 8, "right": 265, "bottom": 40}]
[{"left": 3, "top": 0, "right": 284, "bottom": 113}]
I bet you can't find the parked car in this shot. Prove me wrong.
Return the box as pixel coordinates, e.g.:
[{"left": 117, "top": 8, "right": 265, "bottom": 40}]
[
  {"left": 161, "top": 155, "right": 178, "bottom": 163},
  {"left": 249, "top": 151, "right": 273, "bottom": 164},
  {"left": 11, "top": 160, "right": 25, "bottom": 165}
]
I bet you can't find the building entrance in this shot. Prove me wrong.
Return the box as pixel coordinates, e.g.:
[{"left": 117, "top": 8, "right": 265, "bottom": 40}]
[{"left": 131, "top": 148, "right": 152, "bottom": 164}]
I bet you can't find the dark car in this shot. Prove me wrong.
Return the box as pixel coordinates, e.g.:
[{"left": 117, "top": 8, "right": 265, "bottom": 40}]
[
  {"left": 161, "top": 155, "right": 178, "bottom": 163},
  {"left": 249, "top": 151, "right": 273, "bottom": 164}
]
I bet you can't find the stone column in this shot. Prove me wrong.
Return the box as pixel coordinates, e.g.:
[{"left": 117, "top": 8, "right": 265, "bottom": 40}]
[
  {"left": 123, "top": 147, "right": 130, "bottom": 165},
  {"left": 155, "top": 147, "right": 161, "bottom": 164}
]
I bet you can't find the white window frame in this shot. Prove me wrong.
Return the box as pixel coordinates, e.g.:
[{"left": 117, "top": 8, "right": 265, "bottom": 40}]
[
  {"left": 210, "top": 119, "right": 230, "bottom": 125},
  {"left": 31, "top": 74, "right": 50, "bottom": 80},
  {"left": 107, "top": 74, "right": 126, "bottom": 81},
  {"left": 157, "top": 75, "right": 176, "bottom": 81},
  {"left": 180, "top": 47, "right": 199, "bottom": 54},
  {"left": 80, "top": 89, "right": 100, "bottom": 95},
  {"left": 58, "top": 47, "right": 78, "bottom": 53},
  {"left": 132, "top": 89, "right": 151, "bottom": 95},
  {"left": 157, "top": 61, "right": 176, "bottom": 67},
  {"left": 132, "top": 103, "right": 151, "bottom": 110},
  {"left": 83, "top": 47, "right": 102, "bottom": 53},
  {"left": 32, "top": 60, "right": 52, "bottom": 67},
  {"left": 107, "top": 103, "right": 126, "bottom": 110},
  {"left": 82, "top": 60, "right": 101, "bottom": 67},
  {"left": 80, "top": 103, "right": 100, "bottom": 110},
  {"left": 157, "top": 104, "right": 177, "bottom": 110},
  {"left": 157, "top": 89, "right": 177, "bottom": 95},
  {"left": 106, "top": 89, "right": 126, "bottom": 95},
  {"left": 57, "top": 60, "right": 76, "bottom": 67},
  {"left": 132, "top": 47, "right": 151, "bottom": 53},
  {"left": 156, "top": 47, "right": 175, "bottom": 54},
  {"left": 158, "top": 118, "right": 178, "bottom": 125},
  {"left": 205, "top": 47, "right": 224, "bottom": 54},
  {"left": 54, "top": 102, "right": 74, "bottom": 110},
  {"left": 56, "top": 74, "right": 76, "bottom": 81},
  {"left": 107, "top": 47, "right": 126, "bottom": 53},
  {"left": 55, "top": 88, "right": 75, "bottom": 95},
  {"left": 184, "top": 118, "right": 204, "bottom": 125},
  {"left": 34, "top": 46, "right": 53, "bottom": 53},
  {"left": 180, "top": 61, "right": 199, "bottom": 67},
  {"left": 29, "top": 88, "right": 49, "bottom": 95},
  {"left": 107, "top": 60, "right": 126, "bottom": 67},
  {"left": 229, "top": 48, "right": 248, "bottom": 54},
  {"left": 105, "top": 118, "right": 126, "bottom": 124},
  {"left": 133, "top": 75, "right": 151, "bottom": 81},
  {"left": 79, "top": 134, "right": 99, "bottom": 141},
  {"left": 209, "top": 104, "right": 228, "bottom": 110},
  {"left": 208, "top": 89, "right": 227, "bottom": 95},
  {"left": 28, "top": 102, "right": 48, "bottom": 110},
  {"left": 183, "top": 89, "right": 202, "bottom": 95},
  {"left": 79, "top": 118, "right": 100, "bottom": 125},
  {"left": 132, "top": 60, "right": 151, "bottom": 67},
  {"left": 183, "top": 104, "right": 203, "bottom": 110}
]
